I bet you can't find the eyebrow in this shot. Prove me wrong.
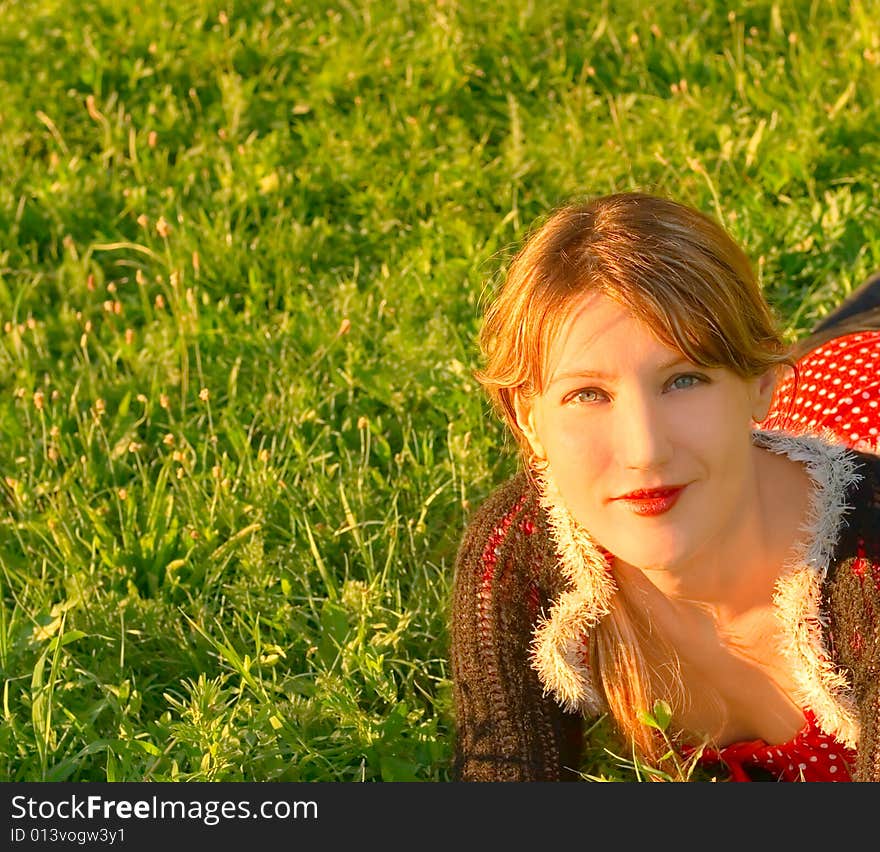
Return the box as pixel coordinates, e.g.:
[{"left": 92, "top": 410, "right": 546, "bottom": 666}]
[{"left": 548, "top": 356, "right": 695, "bottom": 386}]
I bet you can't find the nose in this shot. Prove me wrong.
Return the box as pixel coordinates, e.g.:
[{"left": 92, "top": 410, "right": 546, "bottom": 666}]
[{"left": 614, "top": 390, "right": 673, "bottom": 471}]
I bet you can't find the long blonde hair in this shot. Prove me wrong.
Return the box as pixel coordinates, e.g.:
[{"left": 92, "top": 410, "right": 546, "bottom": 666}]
[{"left": 475, "top": 192, "right": 792, "bottom": 762}]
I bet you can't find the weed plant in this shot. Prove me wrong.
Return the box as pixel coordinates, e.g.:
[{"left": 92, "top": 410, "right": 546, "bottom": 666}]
[{"left": 1, "top": 0, "right": 878, "bottom": 781}]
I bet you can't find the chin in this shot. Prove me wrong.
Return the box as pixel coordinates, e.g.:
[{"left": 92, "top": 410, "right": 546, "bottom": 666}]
[{"left": 602, "top": 529, "right": 697, "bottom": 571}]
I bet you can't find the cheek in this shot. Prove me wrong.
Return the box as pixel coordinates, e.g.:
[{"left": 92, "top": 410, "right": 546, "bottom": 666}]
[
  {"left": 536, "top": 412, "right": 614, "bottom": 513},
  {"left": 535, "top": 409, "right": 611, "bottom": 467},
  {"left": 687, "top": 389, "right": 756, "bottom": 449}
]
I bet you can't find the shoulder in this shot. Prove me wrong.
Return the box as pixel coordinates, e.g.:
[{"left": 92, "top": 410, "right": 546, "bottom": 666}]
[
  {"left": 452, "top": 471, "right": 565, "bottom": 605},
  {"left": 463, "top": 466, "right": 532, "bottom": 517},
  {"left": 462, "top": 471, "right": 535, "bottom": 527},
  {"left": 455, "top": 472, "right": 536, "bottom": 563},
  {"left": 455, "top": 472, "right": 549, "bottom": 564}
]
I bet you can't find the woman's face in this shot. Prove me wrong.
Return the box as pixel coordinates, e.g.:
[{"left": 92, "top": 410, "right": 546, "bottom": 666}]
[{"left": 514, "top": 292, "right": 776, "bottom": 570}]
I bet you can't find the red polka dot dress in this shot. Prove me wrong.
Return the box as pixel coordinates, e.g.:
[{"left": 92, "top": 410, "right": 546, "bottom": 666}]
[{"left": 697, "top": 330, "right": 880, "bottom": 782}]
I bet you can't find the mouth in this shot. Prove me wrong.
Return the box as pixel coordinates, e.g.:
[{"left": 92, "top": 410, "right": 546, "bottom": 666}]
[{"left": 612, "top": 485, "right": 687, "bottom": 517}]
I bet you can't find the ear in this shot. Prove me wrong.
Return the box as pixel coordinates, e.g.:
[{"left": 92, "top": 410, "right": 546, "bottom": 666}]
[
  {"left": 750, "top": 365, "right": 780, "bottom": 424},
  {"left": 512, "top": 389, "right": 548, "bottom": 461}
]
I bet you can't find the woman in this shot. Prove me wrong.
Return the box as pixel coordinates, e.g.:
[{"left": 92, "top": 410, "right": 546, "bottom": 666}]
[{"left": 450, "top": 192, "right": 880, "bottom": 782}]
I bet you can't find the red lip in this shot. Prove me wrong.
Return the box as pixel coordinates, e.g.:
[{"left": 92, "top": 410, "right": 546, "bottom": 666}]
[
  {"left": 613, "top": 485, "right": 686, "bottom": 517},
  {"left": 616, "top": 485, "right": 686, "bottom": 500}
]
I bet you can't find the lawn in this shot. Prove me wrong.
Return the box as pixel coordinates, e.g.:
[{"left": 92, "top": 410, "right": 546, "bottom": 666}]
[{"left": 1, "top": 0, "right": 878, "bottom": 781}]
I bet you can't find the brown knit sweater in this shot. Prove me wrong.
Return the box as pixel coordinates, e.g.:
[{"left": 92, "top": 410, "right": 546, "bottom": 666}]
[{"left": 450, "top": 439, "right": 880, "bottom": 782}]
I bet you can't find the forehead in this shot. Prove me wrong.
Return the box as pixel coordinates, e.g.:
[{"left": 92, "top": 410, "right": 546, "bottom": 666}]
[{"left": 543, "top": 292, "right": 677, "bottom": 380}]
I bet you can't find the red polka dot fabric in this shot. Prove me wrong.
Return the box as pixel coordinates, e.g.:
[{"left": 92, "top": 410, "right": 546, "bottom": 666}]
[
  {"left": 763, "top": 330, "right": 880, "bottom": 451},
  {"left": 695, "top": 330, "right": 880, "bottom": 781},
  {"left": 697, "top": 710, "right": 856, "bottom": 782}
]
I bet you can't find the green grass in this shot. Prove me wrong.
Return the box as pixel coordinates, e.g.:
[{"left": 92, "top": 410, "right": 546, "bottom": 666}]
[{"left": 1, "top": 0, "right": 878, "bottom": 781}]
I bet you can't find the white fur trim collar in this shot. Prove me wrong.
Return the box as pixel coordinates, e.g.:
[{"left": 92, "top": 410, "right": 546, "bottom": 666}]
[
  {"left": 530, "top": 428, "right": 863, "bottom": 744},
  {"left": 754, "top": 429, "right": 862, "bottom": 747}
]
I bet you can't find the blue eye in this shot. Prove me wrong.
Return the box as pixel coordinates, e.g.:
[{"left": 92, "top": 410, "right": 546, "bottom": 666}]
[
  {"left": 668, "top": 374, "right": 704, "bottom": 391},
  {"left": 570, "top": 388, "right": 605, "bottom": 404}
]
